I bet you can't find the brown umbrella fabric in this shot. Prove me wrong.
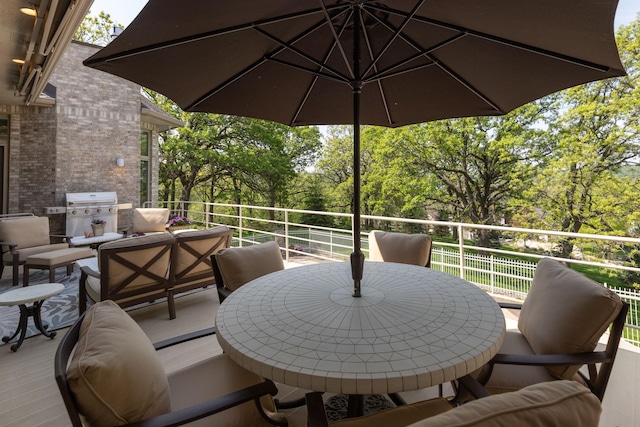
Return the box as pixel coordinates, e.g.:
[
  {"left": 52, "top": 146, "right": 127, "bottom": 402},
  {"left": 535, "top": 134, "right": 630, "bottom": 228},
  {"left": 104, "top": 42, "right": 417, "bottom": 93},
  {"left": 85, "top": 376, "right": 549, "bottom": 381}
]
[{"left": 85, "top": 0, "right": 625, "bottom": 295}]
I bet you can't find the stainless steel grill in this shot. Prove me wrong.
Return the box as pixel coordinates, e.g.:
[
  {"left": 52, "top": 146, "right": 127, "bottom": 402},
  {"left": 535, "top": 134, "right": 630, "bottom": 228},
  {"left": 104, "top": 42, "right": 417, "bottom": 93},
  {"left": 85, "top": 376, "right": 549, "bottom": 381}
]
[{"left": 65, "top": 192, "right": 119, "bottom": 237}]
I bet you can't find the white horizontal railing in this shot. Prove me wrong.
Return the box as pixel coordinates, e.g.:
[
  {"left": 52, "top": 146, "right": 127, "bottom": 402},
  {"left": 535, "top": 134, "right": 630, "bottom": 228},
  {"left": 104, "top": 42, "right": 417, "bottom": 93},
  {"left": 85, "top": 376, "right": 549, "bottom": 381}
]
[{"left": 149, "top": 200, "right": 640, "bottom": 346}]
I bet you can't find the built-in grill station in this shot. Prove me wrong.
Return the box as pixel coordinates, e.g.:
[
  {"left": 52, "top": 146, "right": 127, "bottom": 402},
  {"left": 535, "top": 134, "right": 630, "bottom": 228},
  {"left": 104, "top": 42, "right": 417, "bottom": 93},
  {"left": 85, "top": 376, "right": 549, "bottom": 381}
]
[{"left": 65, "top": 192, "right": 119, "bottom": 237}]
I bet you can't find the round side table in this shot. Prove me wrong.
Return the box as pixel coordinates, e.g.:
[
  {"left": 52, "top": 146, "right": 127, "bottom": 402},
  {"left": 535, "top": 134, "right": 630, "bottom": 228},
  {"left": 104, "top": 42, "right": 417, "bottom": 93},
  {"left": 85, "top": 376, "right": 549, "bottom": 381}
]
[{"left": 0, "top": 283, "right": 65, "bottom": 352}]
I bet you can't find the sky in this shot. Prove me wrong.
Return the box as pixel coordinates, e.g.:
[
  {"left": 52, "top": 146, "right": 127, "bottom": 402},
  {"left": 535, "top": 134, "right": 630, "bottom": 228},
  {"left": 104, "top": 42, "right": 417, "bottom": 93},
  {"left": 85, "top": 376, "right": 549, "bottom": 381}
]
[{"left": 91, "top": 0, "right": 639, "bottom": 29}]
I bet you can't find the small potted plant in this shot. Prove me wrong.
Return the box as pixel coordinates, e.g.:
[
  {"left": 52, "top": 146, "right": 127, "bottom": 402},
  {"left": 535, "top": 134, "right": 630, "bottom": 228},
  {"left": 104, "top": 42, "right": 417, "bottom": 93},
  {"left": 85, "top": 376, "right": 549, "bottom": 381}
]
[
  {"left": 167, "top": 215, "right": 192, "bottom": 232},
  {"left": 91, "top": 218, "right": 106, "bottom": 236}
]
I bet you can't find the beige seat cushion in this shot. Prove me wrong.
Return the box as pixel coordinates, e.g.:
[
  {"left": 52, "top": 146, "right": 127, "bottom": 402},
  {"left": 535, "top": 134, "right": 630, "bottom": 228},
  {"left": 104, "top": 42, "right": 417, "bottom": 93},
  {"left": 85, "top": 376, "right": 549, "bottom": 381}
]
[
  {"left": 67, "top": 300, "right": 171, "bottom": 426},
  {"left": 483, "top": 330, "right": 558, "bottom": 395},
  {"left": 215, "top": 241, "right": 284, "bottom": 291},
  {"left": 369, "top": 230, "right": 432, "bottom": 266},
  {"left": 0, "top": 216, "right": 51, "bottom": 249},
  {"left": 25, "top": 247, "right": 93, "bottom": 266},
  {"left": 2, "top": 243, "right": 69, "bottom": 262},
  {"left": 133, "top": 208, "right": 170, "bottom": 233},
  {"left": 331, "top": 398, "right": 453, "bottom": 427},
  {"left": 409, "top": 380, "right": 600, "bottom": 427},
  {"left": 168, "top": 354, "right": 285, "bottom": 427},
  {"left": 518, "top": 258, "right": 623, "bottom": 379}
]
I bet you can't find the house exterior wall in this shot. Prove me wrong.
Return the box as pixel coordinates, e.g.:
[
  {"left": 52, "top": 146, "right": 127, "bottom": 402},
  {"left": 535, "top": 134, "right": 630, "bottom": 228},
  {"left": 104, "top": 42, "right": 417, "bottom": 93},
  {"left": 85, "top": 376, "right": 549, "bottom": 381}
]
[
  {"left": 49, "top": 41, "right": 141, "bottom": 208},
  {"left": 0, "top": 41, "right": 166, "bottom": 233}
]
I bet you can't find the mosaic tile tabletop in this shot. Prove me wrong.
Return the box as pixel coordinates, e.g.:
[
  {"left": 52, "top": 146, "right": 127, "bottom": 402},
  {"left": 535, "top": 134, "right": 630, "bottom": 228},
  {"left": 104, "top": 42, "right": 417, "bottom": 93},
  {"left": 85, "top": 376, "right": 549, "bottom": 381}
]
[{"left": 216, "top": 261, "right": 505, "bottom": 395}]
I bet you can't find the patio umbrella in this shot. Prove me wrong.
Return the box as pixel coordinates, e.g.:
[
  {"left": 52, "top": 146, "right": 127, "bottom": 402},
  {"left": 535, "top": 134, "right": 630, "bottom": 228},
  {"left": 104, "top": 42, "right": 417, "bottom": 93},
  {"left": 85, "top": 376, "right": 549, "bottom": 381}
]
[{"left": 84, "top": 0, "right": 625, "bottom": 297}]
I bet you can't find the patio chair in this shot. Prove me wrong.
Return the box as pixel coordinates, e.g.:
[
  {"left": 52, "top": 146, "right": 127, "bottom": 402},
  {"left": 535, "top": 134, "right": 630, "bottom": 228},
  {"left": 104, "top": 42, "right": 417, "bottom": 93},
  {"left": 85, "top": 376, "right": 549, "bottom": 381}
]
[
  {"left": 368, "top": 230, "right": 432, "bottom": 267},
  {"left": 168, "top": 226, "right": 233, "bottom": 315},
  {"left": 305, "top": 379, "right": 601, "bottom": 427},
  {"left": 0, "top": 216, "right": 70, "bottom": 286},
  {"left": 211, "top": 241, "right": 284, "bottom": 303},
  {"left": 476, "top": 257, "right": 629, "bottom": 402},
  {"left": 54, "top": 300, "right": 288, "bottom": 427},
  {"left": 78, "top": 233, "right": 174, "bottom": 317},
  {"left": 121, "top": 207, "right": 170, "bottom": 235}
]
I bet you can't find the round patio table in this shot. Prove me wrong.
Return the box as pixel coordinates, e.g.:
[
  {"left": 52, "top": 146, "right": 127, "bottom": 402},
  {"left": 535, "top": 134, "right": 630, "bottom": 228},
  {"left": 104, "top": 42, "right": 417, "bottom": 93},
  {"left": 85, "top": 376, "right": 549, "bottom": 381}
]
[
  {"left": 0, "top": 283, "right": 64, "bottom": 352},
  {"left": 216, "top": 261, "right": 505, "bottom": 407}
]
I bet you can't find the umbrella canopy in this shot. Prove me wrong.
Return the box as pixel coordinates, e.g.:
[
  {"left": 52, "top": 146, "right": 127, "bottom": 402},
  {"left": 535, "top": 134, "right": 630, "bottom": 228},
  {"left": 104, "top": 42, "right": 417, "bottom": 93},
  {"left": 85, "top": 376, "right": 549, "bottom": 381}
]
[{"left": 85, "top": 0, "right": 625, "bottom": 296}]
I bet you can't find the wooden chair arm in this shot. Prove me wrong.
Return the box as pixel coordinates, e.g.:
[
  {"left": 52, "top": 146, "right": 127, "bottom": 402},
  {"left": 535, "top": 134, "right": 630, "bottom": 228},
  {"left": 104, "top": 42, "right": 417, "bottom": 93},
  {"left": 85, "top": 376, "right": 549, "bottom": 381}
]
[
  {"left": 153, "top": 328, "right": 217, "bottom": 350},
  {"left": 0, "top": 241, "right": 18, "bottom": 253},
  {"left": 305, "top": 392, "right": 330, "bottom": 427},
  {"left": 498, "top": 302, "right": 522, "bottom": 310},
  {"left": 125, "top": 379, "right": 279, "bottom": 427},
  {"left": 50, "top": 234, "right": 73, "bottom": 243},
  {"left": 491, "top": 351, "right": 611, "bottom": 367},
  {"left": 80, "top": 265, "right": 101, "bottom": 279}
]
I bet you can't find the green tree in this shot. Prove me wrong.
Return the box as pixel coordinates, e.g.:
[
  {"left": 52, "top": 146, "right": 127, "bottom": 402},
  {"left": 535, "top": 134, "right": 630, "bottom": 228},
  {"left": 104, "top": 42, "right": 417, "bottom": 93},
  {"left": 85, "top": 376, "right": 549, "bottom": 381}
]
[
  {"left": 74, "top": 11, "right": 120, "bottom": 46},
  {"left": 517, "top": 19, "right": 640, "bottom": 258},
  {"left": 394, "top": 102, "right": 550, "bottom": 248}
]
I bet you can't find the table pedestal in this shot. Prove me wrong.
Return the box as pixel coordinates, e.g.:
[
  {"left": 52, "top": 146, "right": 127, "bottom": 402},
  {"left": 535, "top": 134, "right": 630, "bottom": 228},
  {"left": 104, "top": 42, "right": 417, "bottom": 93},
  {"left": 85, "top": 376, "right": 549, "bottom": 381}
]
[
  {"left": 2, "top": 300, "right": 56, "bottom": 352},
  {"left": 0, "top": 283, "right": 65, "bottom": 352}
]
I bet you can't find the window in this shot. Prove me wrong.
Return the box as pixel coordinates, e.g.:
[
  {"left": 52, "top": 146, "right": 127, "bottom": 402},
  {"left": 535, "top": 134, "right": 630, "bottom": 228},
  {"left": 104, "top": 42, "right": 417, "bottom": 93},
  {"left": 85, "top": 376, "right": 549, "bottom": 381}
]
[{"left": 140, "top": 131, "right": 150, "bottom": 204}]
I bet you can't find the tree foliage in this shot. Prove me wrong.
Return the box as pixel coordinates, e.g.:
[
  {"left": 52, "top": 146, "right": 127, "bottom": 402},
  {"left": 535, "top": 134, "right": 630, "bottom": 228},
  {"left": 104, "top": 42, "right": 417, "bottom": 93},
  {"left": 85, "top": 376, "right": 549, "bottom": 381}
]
[{"left": 74, "top": 11, "right": 120, "bottom": 46}]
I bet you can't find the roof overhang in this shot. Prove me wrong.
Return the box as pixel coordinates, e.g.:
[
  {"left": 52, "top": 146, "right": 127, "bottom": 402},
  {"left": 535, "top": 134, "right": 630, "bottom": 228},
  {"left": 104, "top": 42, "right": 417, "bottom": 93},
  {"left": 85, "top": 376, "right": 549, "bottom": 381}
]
[
  {"left": 141, "top": 96, "right": 185, "bottom": 132},
  {"left": 0, "top": 0, "right": 93, "bottom": 107}
]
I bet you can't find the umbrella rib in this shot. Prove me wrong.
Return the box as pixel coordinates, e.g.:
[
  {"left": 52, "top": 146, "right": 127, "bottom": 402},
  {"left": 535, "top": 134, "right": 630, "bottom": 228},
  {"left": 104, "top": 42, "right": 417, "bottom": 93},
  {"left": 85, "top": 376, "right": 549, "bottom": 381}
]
[
  {"left": 291, "top": 11, "right": 354, "bottom": 126},
  {"left": 84, "top": 5, "right": 346, "bottom": 65},
  {"left": 367, "top": 3, "right": 615, "bottom": 74},
  {"left": 360, "top": 10, "right": 393, "bottom": 125},
  {"left": 365, "top": 34, "right": 464, "bottom": 82},
  {"left": 361, "top": 0, "right": 425, "bottom": 80},
  {"left": 319, "top": 0, "right": 354, "bottom": 80},
  {"left": 359, "top": 12, "right": 502, "bottom": 113},
  {"left": 266, "top": 57, "right": 350, "bottom": 85},
  {"left": 254, "top": 27, "right": 350, "bottom": 83},
  {"left": 436, "top": 61, "right": 504, "bottom": 113},
  {"left": 186, "top": 11, "right": 347, "bottom": 111}
]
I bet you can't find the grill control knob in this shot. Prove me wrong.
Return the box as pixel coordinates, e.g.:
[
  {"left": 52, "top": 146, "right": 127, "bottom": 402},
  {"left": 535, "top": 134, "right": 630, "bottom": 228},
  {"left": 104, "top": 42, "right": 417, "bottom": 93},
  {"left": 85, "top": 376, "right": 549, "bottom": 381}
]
[
  {"left": 85, "top": 209, "right": 90, "bottom": 214},
  {"left": 97, "top": 208, "right": 102, "bottom": 213},
  {"left": 109, "top": 208, "right": 114, "bottom": 213},
  {"left": 71, "top": 210, "right": 77, "bottom": 215}
]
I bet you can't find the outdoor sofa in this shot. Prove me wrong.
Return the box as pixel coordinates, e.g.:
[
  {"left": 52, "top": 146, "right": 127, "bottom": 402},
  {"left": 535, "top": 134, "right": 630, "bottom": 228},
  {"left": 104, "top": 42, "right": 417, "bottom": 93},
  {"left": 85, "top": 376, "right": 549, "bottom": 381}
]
[{"left": 79, "top": 226, "right": 233, "bottom": 319}]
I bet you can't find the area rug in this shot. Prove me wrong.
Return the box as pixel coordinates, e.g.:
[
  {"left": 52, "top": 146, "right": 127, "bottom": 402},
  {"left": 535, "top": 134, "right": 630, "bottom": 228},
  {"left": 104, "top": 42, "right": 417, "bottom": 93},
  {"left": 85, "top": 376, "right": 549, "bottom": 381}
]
[
  {"left": 0, "top": 269, "right": 80, "bottom": 345},
  {"left": 324, "top": 394, "right": 395, "bottom": 421}
]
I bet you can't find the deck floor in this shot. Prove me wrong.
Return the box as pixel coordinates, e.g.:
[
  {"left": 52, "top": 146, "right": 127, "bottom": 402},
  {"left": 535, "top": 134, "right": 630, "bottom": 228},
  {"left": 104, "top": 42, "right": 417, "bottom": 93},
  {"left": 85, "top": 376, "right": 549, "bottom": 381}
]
[{"left": 0, "top": 263, "right": 518, "bottom": 427}]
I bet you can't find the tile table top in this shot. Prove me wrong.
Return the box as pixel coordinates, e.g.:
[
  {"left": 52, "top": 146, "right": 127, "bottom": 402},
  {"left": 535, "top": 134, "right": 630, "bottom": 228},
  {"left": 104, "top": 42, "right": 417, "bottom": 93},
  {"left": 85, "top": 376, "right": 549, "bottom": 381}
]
[
  {"left": 0, "top": 283, "right": 65, "bottom": 306},
  {"left": 216, "top": 261, "right": 505, "bottom": 395}
]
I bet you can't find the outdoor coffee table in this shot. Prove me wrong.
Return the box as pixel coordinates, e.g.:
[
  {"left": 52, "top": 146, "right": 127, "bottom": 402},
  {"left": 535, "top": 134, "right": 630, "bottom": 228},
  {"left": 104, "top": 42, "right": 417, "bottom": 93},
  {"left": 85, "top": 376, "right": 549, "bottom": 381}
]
[
  {"left": 0, "top": 283, "right": 64, "bottom": 352},
  {"left": 216, "top": 261, "right": 506, "bottom": 416},
  {"left": 70, "top": 232, "right": 124, "bottom": 249}
]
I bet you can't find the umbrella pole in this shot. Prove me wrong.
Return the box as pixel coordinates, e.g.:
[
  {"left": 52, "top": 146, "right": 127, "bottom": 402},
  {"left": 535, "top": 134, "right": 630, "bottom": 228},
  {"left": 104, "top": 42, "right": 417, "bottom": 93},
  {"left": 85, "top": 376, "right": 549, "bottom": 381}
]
[
  {"left": 351, "top": 86, "right": 364, "bottom": 298},
  {"left": 351, "top": 8, "right": 364, "bottom": 298}
]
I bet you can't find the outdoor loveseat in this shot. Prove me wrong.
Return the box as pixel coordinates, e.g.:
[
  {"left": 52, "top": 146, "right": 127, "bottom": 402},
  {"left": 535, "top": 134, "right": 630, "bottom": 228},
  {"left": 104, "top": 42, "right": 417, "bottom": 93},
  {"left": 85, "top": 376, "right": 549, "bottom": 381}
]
[
  {"left": 0, "top": 215, "right": 71, "bottom": 286},
  {"left": 79, "top": 226, "right": 233, "bottom": 319}
]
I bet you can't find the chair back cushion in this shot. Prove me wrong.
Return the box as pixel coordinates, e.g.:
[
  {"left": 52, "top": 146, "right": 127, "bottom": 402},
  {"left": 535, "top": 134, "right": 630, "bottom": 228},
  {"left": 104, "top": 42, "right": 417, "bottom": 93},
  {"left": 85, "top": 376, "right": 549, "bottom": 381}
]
[
  {"left": 67, "top": 300, "right": 171, "bottom": 426},
  {"left": 0, "top": 216, "right": 50, "bottom": 249},
  {"left": 369, "top": 230, "right": 432, "bottom": 266},
  {"left": 410, "top": 380, "right": 601, "bottom": 427},
  {"left": 98, "top": 233, "right": 174, "bottom": 294},
  {"left": 518, "top": 258, "right": 623, "bottom": 379},
  {"left": 133, "top": 208, "right": 170, "bottom": 233},
  {"left": 214, "top": 241, "right": 284, "bottom": 291},
  {"left": 172, "top": 226, "right": 232, "bottom": 285}
]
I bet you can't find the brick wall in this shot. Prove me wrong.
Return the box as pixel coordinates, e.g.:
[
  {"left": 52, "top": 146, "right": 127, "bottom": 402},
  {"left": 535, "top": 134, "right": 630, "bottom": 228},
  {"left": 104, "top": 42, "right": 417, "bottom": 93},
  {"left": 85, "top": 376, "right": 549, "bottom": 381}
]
[{"left": 0, "top": 41, "right": 167, "bottom": 234}]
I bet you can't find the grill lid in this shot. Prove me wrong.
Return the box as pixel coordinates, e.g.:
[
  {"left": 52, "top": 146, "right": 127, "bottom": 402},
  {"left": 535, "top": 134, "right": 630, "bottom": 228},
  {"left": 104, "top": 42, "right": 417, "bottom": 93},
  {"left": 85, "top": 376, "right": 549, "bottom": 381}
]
[{"left": 66, "top": 191, "right": 118, "bottom": 206}]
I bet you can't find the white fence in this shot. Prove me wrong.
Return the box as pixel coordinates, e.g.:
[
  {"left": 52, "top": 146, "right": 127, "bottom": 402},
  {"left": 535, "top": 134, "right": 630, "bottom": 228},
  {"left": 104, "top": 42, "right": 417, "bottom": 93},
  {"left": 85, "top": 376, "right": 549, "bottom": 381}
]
[{"left": 152, "top": 200, "right": 640, "bottom": 346}]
